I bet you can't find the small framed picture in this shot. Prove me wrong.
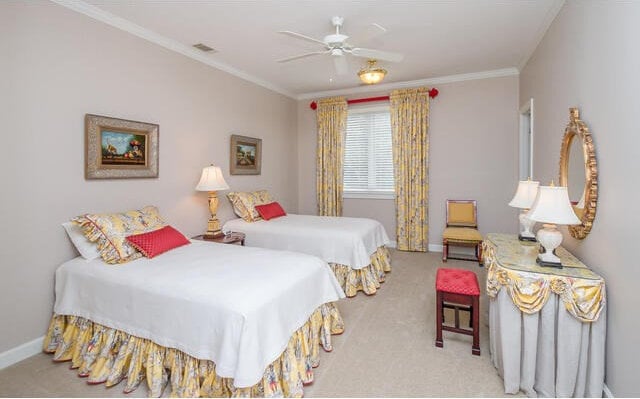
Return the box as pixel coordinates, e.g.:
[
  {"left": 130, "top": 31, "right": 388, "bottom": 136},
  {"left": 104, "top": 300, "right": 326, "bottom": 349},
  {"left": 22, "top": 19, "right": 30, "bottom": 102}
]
[
  {"left": 85, "top": 114, "right": 159, "bottom": 179},
  {"left": 230, "top": 134, "right": 262, "bottom": 175}
]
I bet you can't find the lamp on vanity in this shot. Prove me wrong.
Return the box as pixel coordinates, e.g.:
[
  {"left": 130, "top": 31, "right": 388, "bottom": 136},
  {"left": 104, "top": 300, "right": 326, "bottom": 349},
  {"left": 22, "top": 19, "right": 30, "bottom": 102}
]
[
  {"left": 195, "top": 165, "right": 230, "bottom": 239},
  {"left": 527, "top": 182, "right": 581, "bottom": 268},
  {"left": 508, "top": 178, "right": 540, "bottom": 242}
]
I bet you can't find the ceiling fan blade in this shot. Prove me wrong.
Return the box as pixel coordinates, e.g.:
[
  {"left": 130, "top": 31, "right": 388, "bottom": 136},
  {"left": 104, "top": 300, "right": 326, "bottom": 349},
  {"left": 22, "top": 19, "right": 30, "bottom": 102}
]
[
  {"left": 277, "top": 51, "right": 328, "bottom": 63},
  {"left": 349, "top": 23, "right": 387, "bottom": 45},
  {"left": 352, "top": 47, "right": 404, "bottom": 63},
  {"left": 278, "top": 30, "right": 327, "bottom": 46},
  {"left": 333, "top": 56, "right": 349, "bottom": 75}
]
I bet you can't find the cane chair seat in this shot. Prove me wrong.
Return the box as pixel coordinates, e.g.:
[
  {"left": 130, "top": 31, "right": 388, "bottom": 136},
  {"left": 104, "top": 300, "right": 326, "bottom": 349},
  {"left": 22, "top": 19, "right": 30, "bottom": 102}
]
[{"left": 443, "top": 227, "right": 483, "bottom": 243}]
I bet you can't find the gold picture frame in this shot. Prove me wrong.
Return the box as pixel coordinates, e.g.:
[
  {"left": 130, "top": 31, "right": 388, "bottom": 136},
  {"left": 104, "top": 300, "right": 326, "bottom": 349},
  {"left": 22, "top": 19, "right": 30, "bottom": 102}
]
[
  {"left": 230, "top": 134, "right": 262, "bottom": 175},
  {"left": 85, "top": 114, "right": 159, "bottom": 179}
]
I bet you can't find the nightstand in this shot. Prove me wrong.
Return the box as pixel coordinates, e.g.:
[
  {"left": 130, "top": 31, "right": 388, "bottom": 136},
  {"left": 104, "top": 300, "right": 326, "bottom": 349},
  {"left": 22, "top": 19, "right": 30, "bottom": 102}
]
[{"left": 192, "top": 232, "right": 245, "bottom": 246}]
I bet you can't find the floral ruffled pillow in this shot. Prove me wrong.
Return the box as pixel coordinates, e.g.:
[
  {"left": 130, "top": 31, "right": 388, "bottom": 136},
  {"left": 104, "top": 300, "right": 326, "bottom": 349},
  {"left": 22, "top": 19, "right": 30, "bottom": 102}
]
[
  {"left": 73, "top": 205, "right": 166, "bottom": 264},
  {"left": 227, "top": 190, "right": 274, "bottom": 222}
]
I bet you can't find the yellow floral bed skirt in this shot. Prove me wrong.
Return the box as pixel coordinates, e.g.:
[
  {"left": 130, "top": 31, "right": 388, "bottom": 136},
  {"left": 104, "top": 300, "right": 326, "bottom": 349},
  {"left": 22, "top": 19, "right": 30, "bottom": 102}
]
[
  {"left": 42, "top": 303, "right": 344, "bottom": 397},
  {"left": 329, "top": 246, "right": 391, "bottom": 297}
]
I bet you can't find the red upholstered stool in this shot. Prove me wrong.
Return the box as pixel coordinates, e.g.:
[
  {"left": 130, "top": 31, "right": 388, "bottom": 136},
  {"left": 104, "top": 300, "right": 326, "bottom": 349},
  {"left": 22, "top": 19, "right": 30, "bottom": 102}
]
[{"left": 435, "top": 268, "right": 480, "bottom": 355}]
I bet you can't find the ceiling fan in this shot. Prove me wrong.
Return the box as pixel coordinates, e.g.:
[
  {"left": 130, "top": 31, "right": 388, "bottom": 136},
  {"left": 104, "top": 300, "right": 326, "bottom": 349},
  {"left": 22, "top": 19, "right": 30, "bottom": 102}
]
[{"left": 277, "top": 16, "right": 404, "bottom": 76}]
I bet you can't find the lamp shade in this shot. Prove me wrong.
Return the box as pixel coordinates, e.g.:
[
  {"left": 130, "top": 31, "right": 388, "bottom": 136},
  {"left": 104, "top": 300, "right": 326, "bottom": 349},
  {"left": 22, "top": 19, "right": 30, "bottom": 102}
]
[
  {"left": 508, "top": 180, "right": 540, "bottom": 209},
  {"left": 528, "top": 185, "right": 580, "bottom": 225},
  {"left": 195, "top": 165, "right": 229, "bottom": 191}
]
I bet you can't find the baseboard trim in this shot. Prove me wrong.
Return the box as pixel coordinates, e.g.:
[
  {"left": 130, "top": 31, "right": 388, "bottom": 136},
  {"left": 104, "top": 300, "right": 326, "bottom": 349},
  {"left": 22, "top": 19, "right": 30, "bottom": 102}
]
[
  {"left": 603, "top": 383, "right": 614, "bottom": 398},
  {"left": 0, "top": 336, "right": 44, "bottom": 370},
  {"left": 388, "top": 243, "right": 443, "bottom": 252},
  {"left": 387, "top": 242, "right": 442, "bottom": 252},
  {"left": 390, "top": 243, "right": 480, "bottom": 257}
]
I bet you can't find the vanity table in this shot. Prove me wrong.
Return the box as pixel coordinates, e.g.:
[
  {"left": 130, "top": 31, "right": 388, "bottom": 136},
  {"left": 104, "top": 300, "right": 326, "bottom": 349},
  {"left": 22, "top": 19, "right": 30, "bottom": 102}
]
[{"left": 484, "top": 233, "right": 606, "bottom": 397}]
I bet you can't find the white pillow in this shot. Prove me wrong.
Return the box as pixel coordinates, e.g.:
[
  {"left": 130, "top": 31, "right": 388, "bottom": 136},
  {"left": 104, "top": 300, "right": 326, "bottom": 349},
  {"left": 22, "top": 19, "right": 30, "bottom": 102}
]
[{"left": 62, "top": 221, "right": 100, "bottom": 261}]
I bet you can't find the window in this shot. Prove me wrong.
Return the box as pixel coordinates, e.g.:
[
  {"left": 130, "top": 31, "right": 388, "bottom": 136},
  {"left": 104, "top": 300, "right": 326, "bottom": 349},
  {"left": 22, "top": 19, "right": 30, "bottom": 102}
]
[{"left": 343, "top": 106, "right": 394, "bottom": 199}]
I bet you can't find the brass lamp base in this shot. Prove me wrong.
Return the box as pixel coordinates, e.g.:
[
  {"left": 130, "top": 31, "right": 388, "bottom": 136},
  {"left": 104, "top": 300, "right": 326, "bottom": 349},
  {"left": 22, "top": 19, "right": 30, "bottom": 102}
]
[
  {"left": 204, "top": 231, "right": 225, "bottom": 239},
  {"left": 204, "top": 191, "right": 225, "bottom": 239}
]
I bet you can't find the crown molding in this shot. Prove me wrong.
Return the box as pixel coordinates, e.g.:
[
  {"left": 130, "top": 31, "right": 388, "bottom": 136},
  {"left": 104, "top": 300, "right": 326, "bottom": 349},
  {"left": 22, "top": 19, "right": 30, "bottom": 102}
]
[
  {"left": 296, "top": 67, "right": 520, "bottom": 100},
  {"left": 50, "top": 0, "right": 296, "bottom": 99},
  {"left": 51, "top": 0, "right": 530, "bottom": 102},
  {"left": 517, "top": 0, "right": 565, "bottom": 71}
]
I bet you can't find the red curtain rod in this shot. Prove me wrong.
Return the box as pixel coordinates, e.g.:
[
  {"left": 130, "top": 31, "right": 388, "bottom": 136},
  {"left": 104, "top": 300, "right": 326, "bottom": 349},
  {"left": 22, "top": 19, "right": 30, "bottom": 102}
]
[
  {"left": 348, "top": 95, "right": 390, "bottom": 105},
  {"left": 310, "top": 87, "right": 438, "bottom": 110}
]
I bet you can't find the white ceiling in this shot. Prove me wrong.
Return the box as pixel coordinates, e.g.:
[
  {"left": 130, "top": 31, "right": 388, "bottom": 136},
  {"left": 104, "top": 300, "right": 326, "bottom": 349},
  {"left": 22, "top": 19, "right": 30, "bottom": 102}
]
[{"left": 70, "top": 0, "right": 564, "bottom": 98}]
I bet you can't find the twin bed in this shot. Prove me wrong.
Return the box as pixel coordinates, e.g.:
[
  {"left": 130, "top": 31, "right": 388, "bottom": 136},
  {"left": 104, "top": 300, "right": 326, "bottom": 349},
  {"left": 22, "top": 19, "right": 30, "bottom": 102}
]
[
  {"left": 46, "top": 195, "right": 392, "bottom": 397},
  {"left": 45, "top": 241, "right": 345, "bottom": 397},
  {"left": 224, "top": 213, "right": 392, "bottom": 296}
]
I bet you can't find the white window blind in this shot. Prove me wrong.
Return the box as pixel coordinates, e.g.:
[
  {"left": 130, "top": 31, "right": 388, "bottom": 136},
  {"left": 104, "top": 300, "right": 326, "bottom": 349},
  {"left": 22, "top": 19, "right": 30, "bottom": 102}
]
[{"left": 344, "top": 107, "right": 394, "bottom": 198}]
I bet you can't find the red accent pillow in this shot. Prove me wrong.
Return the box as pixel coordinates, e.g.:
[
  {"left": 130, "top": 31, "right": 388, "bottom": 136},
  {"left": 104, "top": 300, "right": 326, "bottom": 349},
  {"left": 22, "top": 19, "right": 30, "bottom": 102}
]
[
  {"left": 126, "top": 225, "right": 190, "bottom": 259},
  {"left": 254, "top": 202, "right": 287, "bottom": 221}
]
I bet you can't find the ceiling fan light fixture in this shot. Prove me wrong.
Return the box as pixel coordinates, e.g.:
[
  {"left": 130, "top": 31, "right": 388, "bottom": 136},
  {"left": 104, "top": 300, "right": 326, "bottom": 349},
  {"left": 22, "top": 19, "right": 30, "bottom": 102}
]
[{"left": 358, "top": 59, "right": 387, "bottom": 84}]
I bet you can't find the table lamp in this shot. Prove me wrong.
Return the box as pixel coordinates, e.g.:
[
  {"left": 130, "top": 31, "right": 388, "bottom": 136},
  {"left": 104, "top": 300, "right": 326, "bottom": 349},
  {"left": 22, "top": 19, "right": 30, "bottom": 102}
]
[
  {"left": 195, "top": 165, "right": 230, "bottom": 239},
  {"left": 508, "top": 178, "right": 540, "bottom": 242},
  {"left": 527, "top": 183, "right": 581, "bottom": 268}
]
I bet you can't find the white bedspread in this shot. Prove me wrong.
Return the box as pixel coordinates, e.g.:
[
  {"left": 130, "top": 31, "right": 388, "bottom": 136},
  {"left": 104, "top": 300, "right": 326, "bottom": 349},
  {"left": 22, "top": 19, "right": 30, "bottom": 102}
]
[
  {"left": 54, "top": 240, "right": 344, "bottom": 388},
  {"left": 223, "top": 214, "right": 390, "bottom": 269}
]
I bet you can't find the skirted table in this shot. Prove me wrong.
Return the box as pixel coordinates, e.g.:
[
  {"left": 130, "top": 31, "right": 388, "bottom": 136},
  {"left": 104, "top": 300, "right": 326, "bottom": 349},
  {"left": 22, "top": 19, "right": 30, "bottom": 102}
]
[{"left": 483, "top": 234, "right": 606, "bottom": 397}]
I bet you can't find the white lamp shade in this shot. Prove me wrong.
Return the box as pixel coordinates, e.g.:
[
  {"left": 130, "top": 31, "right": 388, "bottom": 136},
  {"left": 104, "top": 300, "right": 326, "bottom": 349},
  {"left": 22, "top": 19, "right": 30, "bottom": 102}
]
[
  {"left": 508, "top": 180, "right": 540, "bottom": 209},
  {"left": 195, "top": 165, "right": 229, "bottom": 191},
  {"left": 528, "top": 185, "right": 581, "bottom": 225}
]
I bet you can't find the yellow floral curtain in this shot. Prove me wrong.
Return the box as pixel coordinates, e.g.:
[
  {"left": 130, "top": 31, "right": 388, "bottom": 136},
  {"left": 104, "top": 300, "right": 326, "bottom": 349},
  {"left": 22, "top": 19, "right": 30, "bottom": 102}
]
[
  {"left": 316, "top": 97, "right": 347, "bottom": 216},
  {"left": 390, "top": 88, "right": 430, "bottom": 252}
]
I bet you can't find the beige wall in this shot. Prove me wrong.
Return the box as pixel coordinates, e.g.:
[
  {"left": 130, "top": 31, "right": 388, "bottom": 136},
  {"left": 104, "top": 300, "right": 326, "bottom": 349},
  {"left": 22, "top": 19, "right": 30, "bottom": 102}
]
[
  {"left": 519, "top": 1, "right": 640, "bottom": 395},
  {"left": 0, "top": 2, "right": 297, "bottom": 353},
  {"left": 297, "top": 76, "right": 520, "bottom": 246}
]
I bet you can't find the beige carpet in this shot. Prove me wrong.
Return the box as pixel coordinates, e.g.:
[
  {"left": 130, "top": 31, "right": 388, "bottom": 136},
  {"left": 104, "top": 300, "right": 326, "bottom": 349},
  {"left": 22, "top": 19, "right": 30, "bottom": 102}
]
[{"left": 0, "top": 249, "right": 521, "bottom": 397}]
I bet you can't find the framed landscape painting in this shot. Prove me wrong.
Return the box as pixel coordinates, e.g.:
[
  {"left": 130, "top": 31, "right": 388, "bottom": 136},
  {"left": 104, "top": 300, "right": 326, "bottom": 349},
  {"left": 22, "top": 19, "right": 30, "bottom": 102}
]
[
  {"left": 85, "top": 114, "right": 159, "bottom": 179},
  {"left": 230, "top": 134, "right": 262, "bottom": 175}
]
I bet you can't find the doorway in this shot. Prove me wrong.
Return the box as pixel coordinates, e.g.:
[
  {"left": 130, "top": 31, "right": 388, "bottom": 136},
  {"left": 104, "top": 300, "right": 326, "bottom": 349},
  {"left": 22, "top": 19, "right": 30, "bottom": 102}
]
[{"left": 519, "top": 99, "right": 534, "bottom": 180}]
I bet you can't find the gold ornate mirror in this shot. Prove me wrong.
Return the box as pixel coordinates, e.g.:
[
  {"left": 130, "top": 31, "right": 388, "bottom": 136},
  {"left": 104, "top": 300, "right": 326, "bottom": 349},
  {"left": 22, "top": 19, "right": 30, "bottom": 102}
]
[{"left": 559, "top": 108, "right": 598, "bottom": 239}]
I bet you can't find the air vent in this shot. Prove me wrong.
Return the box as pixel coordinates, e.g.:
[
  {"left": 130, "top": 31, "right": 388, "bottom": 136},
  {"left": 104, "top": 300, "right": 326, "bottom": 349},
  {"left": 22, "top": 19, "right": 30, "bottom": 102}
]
[{"left": 192, "top": 43, "right": 216, "bottom": 53}]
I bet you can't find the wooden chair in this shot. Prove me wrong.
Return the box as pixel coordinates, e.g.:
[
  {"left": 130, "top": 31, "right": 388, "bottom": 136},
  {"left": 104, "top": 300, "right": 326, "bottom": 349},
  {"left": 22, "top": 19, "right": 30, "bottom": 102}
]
[{"left": 442, "top": 200, "right": 483, "bottom": 265}]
